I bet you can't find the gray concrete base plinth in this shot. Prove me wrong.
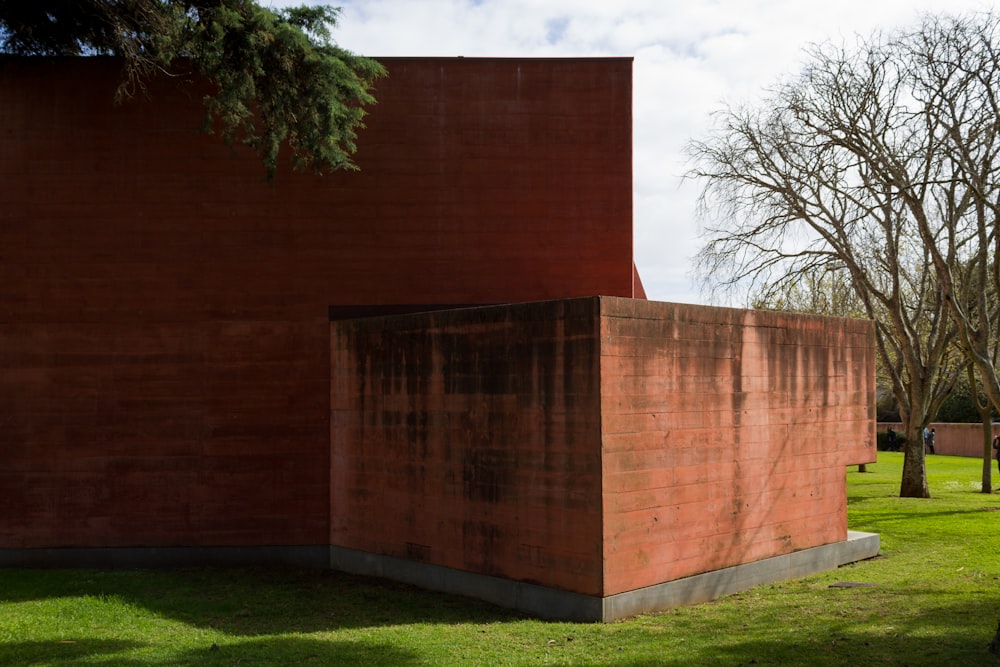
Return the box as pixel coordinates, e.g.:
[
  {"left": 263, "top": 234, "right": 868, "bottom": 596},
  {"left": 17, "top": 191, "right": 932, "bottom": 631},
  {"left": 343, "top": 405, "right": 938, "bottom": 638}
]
[
  {"left": 0, "top": 534, "right": 880, "bottom": 623},
  {"left": 0, "top": 545, "right": 329, "bottom": 569},
  {"left": 330, "top": 531, "right": 880, "bottom": 622},
  {"left": 600, "top": 531, "right": 880, "bottom": 621}
]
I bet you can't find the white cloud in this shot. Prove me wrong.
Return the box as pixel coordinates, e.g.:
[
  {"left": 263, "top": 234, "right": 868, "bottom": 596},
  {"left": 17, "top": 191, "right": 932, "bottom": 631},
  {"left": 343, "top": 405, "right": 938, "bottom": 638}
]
[{"left": 270, "top": 0, "right": 994, "bottom": 305}]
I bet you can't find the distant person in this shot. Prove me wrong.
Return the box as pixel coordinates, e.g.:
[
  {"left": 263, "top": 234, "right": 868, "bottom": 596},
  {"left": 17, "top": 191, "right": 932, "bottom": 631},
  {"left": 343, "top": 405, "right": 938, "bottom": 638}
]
[
  {"left": 924, "top": 427, "right": 935, "bottom": 454},
  {"left": 993, "top": 434, "right": 1000, "bottom": 475},
  {"left": 887, "top": 427, "right": 897, "bottom": 452}
]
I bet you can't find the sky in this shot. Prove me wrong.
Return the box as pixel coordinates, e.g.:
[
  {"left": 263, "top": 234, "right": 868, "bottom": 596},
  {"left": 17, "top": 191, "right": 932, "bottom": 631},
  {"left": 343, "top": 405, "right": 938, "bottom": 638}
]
[{"left": 273, "top": 0, "right": 993, "bottom": 305}]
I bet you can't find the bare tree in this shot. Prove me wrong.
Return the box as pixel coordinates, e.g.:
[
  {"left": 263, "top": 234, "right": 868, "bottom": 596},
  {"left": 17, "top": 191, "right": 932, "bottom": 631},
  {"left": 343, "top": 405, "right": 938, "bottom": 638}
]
[
  {"left": 687, "top": 24, "right": 970, "bottom": 497},
  {"left": 882, "top": 13, "right": 1000, "bottom": 492},
  {"left": 898, "top": 14, "right": 1000, "bottom": 414}
]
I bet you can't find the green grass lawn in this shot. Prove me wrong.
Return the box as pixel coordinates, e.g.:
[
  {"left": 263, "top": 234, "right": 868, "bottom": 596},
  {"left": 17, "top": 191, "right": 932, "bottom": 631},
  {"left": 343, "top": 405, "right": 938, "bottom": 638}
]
[{"left": 3, "top": 452, "right": 1000, "bottom": 665}]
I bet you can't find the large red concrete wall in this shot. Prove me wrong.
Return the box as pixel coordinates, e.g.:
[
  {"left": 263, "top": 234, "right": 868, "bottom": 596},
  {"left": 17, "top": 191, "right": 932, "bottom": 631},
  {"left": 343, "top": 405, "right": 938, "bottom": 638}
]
[
  {"left": 0, "top": 56, "right": 635, "bottom": 549},
  {"left": 329, "top": 297, "right": 876, "bottom": 596},
  {"left": 600, "top": 299, "right": 876, "bottom": 594}
]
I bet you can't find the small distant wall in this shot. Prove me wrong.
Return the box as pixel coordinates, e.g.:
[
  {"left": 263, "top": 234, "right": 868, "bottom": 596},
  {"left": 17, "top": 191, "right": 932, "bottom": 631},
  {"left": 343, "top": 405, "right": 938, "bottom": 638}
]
[
  {"left": 878, "top": 422, "right": 998, "bottom": 458},
  {"left": 331, "top": 297, "right": 877, "bottom": 610}
]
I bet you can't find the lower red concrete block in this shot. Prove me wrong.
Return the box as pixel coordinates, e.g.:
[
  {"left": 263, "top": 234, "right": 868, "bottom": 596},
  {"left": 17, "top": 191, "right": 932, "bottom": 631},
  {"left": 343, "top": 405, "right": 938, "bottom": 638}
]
[{"left": 330, "top": 296, "right": 876, "bottom": 612}]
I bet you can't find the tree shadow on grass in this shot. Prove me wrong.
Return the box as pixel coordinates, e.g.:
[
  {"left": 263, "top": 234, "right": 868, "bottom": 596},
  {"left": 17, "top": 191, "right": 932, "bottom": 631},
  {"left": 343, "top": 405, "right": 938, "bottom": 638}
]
[
  {"left": 567, "top": 593, "right": 1000, "bottom": 667},
  {"left": 178, "top": 637, "right": 419, "bottom": 666},
  {"left": 846, "top": 505, "right": 1000, "bottom": 524},
  {"left": 597, "top": 630, "right": 999, "bottom": 667}
]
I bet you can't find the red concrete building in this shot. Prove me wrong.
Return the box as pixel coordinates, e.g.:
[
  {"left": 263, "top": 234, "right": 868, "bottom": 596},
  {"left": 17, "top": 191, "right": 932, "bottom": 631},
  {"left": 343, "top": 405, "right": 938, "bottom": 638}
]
[{"left": 0, "top": 55, "right": 876, "bottom": 619}]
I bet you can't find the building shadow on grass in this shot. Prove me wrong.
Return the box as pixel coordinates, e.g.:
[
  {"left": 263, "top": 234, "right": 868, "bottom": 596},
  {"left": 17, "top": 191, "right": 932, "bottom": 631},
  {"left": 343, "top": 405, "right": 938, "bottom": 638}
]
[
  {"left": 4, "top": 569, "right": 1000, "bottom": 665},
  {"left": 0, "top": 637, "right": 419, "bottom": 666},
  {"left": 0, "top": 639, "right": 142, "bottom": 666},
  {"left": 0, "top": 566, "right": 524, "bottom": 635}
]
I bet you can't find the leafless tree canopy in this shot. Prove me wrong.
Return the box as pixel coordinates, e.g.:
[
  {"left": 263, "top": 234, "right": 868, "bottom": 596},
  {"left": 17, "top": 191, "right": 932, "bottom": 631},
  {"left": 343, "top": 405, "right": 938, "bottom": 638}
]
[{"left": 688, "top": 11, "right": 1000, "bottom": 497}]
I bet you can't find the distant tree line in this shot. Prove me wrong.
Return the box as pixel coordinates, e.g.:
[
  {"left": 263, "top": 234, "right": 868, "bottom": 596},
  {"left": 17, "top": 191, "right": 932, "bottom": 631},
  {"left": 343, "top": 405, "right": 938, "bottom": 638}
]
[{"left": 878, "top": 380, "right": 997, "bottom": 424}]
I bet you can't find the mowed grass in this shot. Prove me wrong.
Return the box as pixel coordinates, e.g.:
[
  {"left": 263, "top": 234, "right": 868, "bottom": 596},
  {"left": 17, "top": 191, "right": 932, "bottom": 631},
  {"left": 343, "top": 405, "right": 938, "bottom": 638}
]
[{"left": 2, "top": 452, "right": 1000, "bottom": 666}]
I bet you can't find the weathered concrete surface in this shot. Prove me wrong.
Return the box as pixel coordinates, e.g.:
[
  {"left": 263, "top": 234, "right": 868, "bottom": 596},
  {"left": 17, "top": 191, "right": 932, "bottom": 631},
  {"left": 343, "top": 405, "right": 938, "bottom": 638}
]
[
  {"left": 600, "top": 298, "right": 875, "bottom": 594},
  {"left": 330, "top": 296, "right": 877, "bottom": 618},
  {"left": 331, "top": 298, "right": 605, "bottom": 595}
]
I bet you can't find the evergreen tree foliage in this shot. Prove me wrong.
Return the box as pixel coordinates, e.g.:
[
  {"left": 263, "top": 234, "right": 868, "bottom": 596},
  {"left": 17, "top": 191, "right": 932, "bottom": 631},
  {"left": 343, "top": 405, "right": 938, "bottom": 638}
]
[{"left": 0, "top": 1, "right": 385, "bottom": 178}]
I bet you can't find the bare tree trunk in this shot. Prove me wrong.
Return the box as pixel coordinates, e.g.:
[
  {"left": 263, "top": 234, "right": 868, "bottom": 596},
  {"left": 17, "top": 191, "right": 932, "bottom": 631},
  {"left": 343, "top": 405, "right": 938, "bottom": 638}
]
[
  {"left": 900, "top": 424, "right": 930, "bottom": 498},
  {"left": 965, "top": 364, "right": 995, "bottom": 493},
  {"left": 982, "top": 418, "right": 993, "bottom": 493}
]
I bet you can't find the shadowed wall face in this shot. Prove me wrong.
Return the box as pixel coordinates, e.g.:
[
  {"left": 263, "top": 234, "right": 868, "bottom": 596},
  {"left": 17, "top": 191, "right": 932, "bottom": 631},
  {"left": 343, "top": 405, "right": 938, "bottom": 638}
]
[
  {"left": 331, "top": 299, "right": 605, "bottom": 595},
  {"left": 0, "top": 56, "right": 634, "bottom": 549},
  {"left": 330, "top": 297, "right": 876, "bottom": 597}
]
